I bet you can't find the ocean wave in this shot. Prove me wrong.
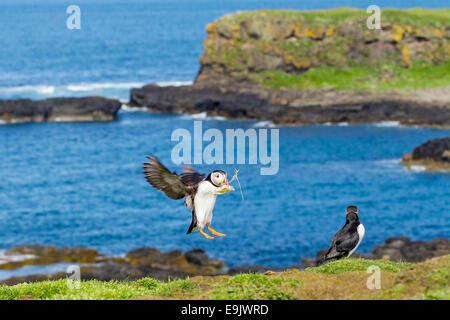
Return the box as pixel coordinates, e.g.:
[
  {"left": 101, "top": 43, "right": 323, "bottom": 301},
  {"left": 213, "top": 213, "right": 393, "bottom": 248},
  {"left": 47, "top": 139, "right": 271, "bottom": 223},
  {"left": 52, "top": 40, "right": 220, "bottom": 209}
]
[
  {"left": 322, "top": 122, "right": 349, "bottom": 126},
  {"left": 0, "top": 80, "right": 193, "bottom": 101},
  {"left": 59, "top": 80, "right": 192, "bottom": 92},
  {"left": 253, "top": 120, "right": 277, "bottom": 128},
  {"left": 156, "top": 81, "right": 193, "bottom": 87},
  {"left": 65, "top": 82, "right": 146, "bottom": 92},
  {"left": 373, "top": 121, "right": 402, "bottom": 127},
  {"left": 410, "top": 165, "right": 427, "bottom": 172},
  {"left": 180, "top": 112, "right": 226, "bottom": 121},
  {"left": 0, "top": 250, "right": 37, "bottom": 264},
  {"left": 0, "top": 85, "right": 56, "bottom": 95},
  {"left": 120, "top": 104, "right": 149, "bottom": 112},
  {"left": 375, "top": 158, "right": 402, "bottom": 167}
]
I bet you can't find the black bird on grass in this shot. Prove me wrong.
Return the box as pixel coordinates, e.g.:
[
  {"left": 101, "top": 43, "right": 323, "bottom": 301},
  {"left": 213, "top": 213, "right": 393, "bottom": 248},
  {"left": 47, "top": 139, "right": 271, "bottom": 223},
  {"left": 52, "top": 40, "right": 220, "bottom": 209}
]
[{"left": 322, "top": 205, "right": 365, "bottom": 264}]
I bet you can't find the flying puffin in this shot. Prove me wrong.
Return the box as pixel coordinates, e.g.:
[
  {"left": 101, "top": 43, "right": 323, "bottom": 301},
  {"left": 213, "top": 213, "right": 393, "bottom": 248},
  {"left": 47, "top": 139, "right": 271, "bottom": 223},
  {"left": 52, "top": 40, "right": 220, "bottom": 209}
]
[
  {"left": 322, "top": 205, "right": 365, "bottom": 264},
  {"left": 143, "top": 156, "right": 234, "bottom": 239}
]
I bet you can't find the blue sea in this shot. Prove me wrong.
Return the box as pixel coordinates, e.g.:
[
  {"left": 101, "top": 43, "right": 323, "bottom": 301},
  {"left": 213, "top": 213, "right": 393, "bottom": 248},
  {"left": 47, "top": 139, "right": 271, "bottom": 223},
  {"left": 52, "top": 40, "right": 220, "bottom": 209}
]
[{"left": 0, "top": 0, "right": 449, "bottom": 271}]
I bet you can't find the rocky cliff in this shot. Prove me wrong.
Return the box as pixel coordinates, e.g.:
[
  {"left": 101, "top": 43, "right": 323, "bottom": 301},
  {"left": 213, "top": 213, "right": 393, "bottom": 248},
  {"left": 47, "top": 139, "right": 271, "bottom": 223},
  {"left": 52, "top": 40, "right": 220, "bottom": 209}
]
[{"left": 197, "top": 8, "right": 449, "bottom": 87}]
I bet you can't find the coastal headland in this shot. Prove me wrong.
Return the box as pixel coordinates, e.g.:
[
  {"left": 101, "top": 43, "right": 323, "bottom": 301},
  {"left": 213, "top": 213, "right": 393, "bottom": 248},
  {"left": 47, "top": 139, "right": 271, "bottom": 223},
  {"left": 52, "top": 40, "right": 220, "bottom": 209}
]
[{"left": 129, "top": 8, "right": 450, "bottom": 128}]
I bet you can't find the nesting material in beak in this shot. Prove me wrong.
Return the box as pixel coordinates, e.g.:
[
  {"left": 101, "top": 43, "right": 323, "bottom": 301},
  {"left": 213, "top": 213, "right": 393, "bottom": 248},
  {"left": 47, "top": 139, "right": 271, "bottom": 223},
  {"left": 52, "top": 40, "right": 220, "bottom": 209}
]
[{"left": 216, "top": 184, "right": 234, "bottom": 194}]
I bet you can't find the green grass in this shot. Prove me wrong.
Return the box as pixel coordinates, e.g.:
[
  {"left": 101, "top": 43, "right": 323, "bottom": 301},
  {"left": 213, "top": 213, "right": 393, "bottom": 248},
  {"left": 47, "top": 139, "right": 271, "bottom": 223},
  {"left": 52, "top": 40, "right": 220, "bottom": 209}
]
[
  {"left": 218, "top": 8, "right": 450, "bottom": 27},
  {"left": 305, "top": 258, "right": 416, "bottom": 274},
  {"left": 0, "top": 256, "right": 447, "bottom": 300},
  {"left": 0, "top": 278, "right": 198, "bottom": 300},
  {"left": 253, "top": 62, "right": 450, "bottom": 91},
  {"left": 209, "top": 273, "right": 300, "bottom": 300}
]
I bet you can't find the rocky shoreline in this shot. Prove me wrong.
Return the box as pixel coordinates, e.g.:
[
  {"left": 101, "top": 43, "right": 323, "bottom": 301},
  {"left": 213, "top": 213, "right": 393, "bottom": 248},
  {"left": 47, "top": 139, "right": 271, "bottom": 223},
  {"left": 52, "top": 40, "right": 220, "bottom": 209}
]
[
  {"left": 1, "top": 236, "right": 448, "bottom": 286},
  {"left": 401, "top": 136, "right": 450, "bottom": 171},
  {"left": 0, "top": 97, "right": 122, "bottom": 124},
  {"left": 2, "top": 83, "right": 448, "bottom": 128},
  {"left": 129, "top": 81, "right": 450, "bottom": 128}
]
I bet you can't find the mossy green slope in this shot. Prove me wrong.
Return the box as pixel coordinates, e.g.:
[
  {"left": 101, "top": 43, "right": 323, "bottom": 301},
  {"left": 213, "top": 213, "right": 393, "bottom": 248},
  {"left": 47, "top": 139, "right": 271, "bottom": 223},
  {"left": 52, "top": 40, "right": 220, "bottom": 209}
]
[
  {"left": 0, "top": 255, "right": 447, "bottom": 300},
  {"left": 199, "top": 8, "right": 450, "bottom": 90}
]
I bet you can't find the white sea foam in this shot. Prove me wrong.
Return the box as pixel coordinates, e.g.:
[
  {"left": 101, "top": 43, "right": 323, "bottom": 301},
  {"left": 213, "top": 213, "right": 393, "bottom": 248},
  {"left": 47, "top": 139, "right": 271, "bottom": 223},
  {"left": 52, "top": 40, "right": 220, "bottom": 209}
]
[
  {"left": 156, "top": 80, "right": 193, "bottom": 87},
  {"left": 253, "top": 120, "right": 276, "bottom": 128},
  {"left": 181, "top": 112, "right": 226, "bottom": 121},
  {"left": 373, "top": 121, "right": 402, "bottom": 127},
  {"left": 376, "top": 158, "right": 402, "bottom": 167},
  {"left": 0, "top": 81, "right": 193, "bottom": 100},
  {"left": 65, "top": 82, "right": 146, "bottom": 92},
  {"left": 120, "top": 104, "right": 148, "bottom": 112},
  {"left": 321, "top": 122, "right": 350, "bottom": 126},
  {"left": 410, "top": 165, "right": 427, "bottom": 172},
  {"left": 0, "top": 250, "right": 37, "bottom": 264},
  {"left": 0, "top": 85, "right": 56, "bottom": 95}
]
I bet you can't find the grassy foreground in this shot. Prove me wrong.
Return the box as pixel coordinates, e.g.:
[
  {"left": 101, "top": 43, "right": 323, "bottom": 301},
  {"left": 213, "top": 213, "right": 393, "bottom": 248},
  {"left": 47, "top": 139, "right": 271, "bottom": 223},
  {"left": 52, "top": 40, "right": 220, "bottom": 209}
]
[{"left": 0, "top": 255, "right": 448, "bottom": 300}]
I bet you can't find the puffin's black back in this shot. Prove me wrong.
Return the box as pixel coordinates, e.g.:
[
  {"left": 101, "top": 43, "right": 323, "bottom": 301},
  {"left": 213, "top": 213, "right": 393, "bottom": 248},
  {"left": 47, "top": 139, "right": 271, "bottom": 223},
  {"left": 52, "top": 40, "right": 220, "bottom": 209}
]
[{"left": 321, "top": 210, "right": 361, "bottom": 264}]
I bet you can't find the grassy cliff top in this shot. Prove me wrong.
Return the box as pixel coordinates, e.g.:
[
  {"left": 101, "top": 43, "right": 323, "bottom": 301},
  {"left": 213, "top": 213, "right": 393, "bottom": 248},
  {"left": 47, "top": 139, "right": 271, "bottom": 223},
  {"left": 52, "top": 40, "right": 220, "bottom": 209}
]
[
  {"left": 199, "top": 8, "right": 450, "bottom": 91},
  {"left": 217, "top": 8, "right": 450, "bottom": 27},
  {"left": 0, "top": 255, "right": 448, "bottom": 300}
]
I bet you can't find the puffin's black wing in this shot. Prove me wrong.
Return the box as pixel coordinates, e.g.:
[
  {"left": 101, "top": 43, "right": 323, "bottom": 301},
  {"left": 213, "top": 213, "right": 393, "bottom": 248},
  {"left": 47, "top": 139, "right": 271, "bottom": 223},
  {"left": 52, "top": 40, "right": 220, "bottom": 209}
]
[
  {"left": 180, "top": 166, "right": 206, "bottom": 185},
  {"left": 323, "top": 227, "right": 359, "bottom": 262},
  {"left": 180, "top": 166, "right": 205, "bottom": 234},
  {"left": 180, "top": 166, "right": 205, "bottom": 211},
  {"left": 335, "top": 234, "right": 359, "bottom": 253},
  {"left": 143, "top": 156, "right": 187, "bottom": 200}
]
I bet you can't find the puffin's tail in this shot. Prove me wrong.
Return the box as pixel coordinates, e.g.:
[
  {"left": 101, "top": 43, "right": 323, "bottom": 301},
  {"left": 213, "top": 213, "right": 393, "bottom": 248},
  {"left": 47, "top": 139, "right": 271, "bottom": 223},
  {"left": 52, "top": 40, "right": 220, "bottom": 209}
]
[
  {"left": 319, "top": 256, "right": 339, "bottom": 266},
  {"left": 186, "top": 211, "right": 197, "bottom": 234},
  {"left": 319, "top": 248, "right": 344, "bottom": 265}
]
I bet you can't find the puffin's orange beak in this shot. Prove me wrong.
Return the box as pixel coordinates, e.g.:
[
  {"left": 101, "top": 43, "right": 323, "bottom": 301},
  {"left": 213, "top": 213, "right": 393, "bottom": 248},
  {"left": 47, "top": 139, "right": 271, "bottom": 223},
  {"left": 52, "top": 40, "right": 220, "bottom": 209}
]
[{"left": 224, "top": 176, "right": 229, "bottom": 186}]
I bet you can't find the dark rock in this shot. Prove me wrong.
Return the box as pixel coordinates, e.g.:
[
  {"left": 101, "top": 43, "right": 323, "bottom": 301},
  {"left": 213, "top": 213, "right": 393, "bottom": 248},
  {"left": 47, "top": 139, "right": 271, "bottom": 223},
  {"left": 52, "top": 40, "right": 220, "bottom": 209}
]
[
  {"left": 401, "top": 137, "right": 450, "bottom": 171},
  {"left": 129, "top": 81, "right": 450, "bottom": 128},
  {"left": 373, "top": 237, "right": 450, "bottom": 262},
  {"left": 184, "top": 248, "right": 209, "bottom": 265},
  {"left": 0, "top": 97, "right": 121, "bottom": 124},
  {"left": 0, "top": 244, "right": 110, "bottom": 270},
  {"left": 80, "top": 263, "right": 189, "bottom": 282},
  {"left": 125, "top": 246, "right": 224, "bottom": 274},
  {"left": 0, "top": 245, "right": 226, "bottom": 286},
  {"left": 411, "top": 137, "right": 450, "bottom": 162},
  {"left": 0, "top": 272, "right": 68, "bottom": 286}
]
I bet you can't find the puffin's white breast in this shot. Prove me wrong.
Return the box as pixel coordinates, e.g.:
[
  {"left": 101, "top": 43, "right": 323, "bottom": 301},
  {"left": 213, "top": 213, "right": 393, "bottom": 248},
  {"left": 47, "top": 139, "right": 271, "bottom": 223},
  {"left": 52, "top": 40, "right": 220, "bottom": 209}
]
[
  {"left": 194, "top": 181, "right": 218, "bottom": 228},
  {"left": 348, "top": 223, "right": 365, "bottom": 257}
]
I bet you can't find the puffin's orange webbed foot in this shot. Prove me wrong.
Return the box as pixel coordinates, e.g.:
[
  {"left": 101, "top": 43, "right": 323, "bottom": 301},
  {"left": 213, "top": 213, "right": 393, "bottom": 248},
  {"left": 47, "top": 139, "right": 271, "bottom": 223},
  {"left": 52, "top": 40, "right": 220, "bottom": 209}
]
[
  {"left": 207, "top": 226, "right": 226, "bottom": 237},
  {"left": 200, "top": 228, "right": 215, "bottom": 239}
]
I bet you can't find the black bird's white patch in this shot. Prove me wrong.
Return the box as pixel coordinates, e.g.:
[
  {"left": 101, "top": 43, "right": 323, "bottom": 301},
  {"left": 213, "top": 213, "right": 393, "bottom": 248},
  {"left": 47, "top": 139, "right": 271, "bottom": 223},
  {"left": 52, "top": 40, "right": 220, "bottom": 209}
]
[{"left": 322, "top": 206, "right": 365, "bottom": 264}]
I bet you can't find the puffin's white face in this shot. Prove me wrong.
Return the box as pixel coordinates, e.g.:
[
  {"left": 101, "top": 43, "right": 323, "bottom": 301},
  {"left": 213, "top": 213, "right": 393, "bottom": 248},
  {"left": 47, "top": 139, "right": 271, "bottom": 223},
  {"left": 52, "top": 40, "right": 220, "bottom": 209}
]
[{"left": 211, "top": 171, "right": 228, "bottom": 187}]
